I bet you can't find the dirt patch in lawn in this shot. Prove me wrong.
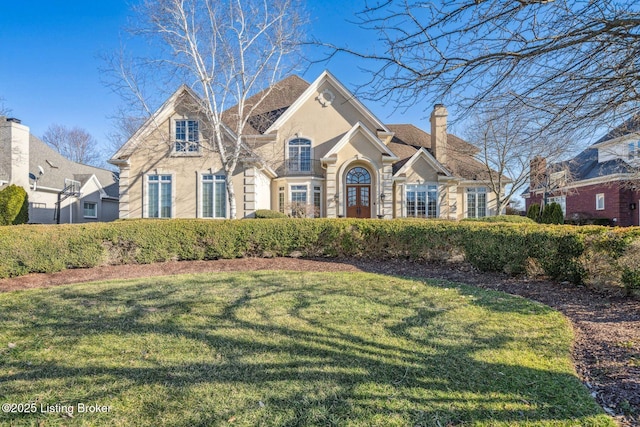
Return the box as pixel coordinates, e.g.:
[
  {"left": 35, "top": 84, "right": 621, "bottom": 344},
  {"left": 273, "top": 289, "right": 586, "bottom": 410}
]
[{"left": 1, "top": 257, "right": 638, "bottom": 426}]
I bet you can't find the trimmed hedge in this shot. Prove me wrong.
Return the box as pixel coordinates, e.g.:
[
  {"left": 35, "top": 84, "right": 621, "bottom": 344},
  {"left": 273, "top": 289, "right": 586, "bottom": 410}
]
[
  {"left": 462, "top": 215, "right": 535, "bottom": 224},
  {"left": 254, "top": 209, "right": 288, "bottom": 219},
  {"left": 1, "top": 219, "right": 639, "bottom": 295}
]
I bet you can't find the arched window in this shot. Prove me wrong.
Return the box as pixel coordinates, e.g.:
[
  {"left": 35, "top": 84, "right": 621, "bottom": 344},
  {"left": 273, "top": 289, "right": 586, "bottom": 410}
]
[
  {"left": 346, "top": 167, "right": 371, "bottom": 184},
  {"left": 287, "top": 138, "right": 311, "bottom": 172}
]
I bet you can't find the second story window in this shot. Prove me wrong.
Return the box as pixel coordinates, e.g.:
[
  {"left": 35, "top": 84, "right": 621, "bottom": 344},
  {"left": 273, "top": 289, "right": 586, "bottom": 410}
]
[
  {"left": 287, "top": 138, "right": 311, "bottom": 172},
  {"left": 175, "top": 120, "right": 199, "bottom": 153}
]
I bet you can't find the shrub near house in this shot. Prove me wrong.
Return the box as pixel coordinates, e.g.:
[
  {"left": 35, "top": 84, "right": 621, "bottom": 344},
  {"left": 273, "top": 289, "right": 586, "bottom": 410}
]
[
  {"left": 1, "top": 219, "right": 639, "bottom": 295},
  {"left": 0, "top": 185, "right": 28, "bottom": 225}
]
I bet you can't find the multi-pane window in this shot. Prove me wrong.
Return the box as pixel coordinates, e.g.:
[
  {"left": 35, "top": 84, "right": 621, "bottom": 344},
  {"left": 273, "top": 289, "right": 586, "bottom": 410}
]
[
  {"left": 202, "top": 174, "right": 226, "bottom": 218},
  {"left": 290, "top": 185, "right": 308, "bottom": 217},
  {"left": 313, "top": 186, "right": 321, "bottom": 218},
  {"left": 288, "top": 138, "right": 311, "bottom": 172},
  {"left": 466, "top": 187, "right": 487, "bottom": 218},
  {"left": 548, "top": 196, "right": 566, "bottom": 217},
  {"left": 596, "top": 193, "right": 605, "bottom": 210},
  {"left": 83, "top": 202, "right": 97, "bottom": 218},
  {"left": 406, "top": 184, "right": 437, "bottom": 218},
  {"left": 148, "top": 175, "right": 172, "bottom": 218},
  {"left": 175, "top": 120, "right": 199, "bottom": 152}
]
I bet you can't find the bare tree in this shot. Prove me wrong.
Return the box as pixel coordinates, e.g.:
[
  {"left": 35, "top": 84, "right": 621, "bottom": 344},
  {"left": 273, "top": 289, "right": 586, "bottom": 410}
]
[
  {"left": 463, "top": 103, "right": 576, "bottom": 215},
  {"left": 326, "top": 0, "right": 640, "bottom": 138},
  {"left": 0, "top": 97, "right": 10, "bottom": 116},
  {"left": 108, "top": 0, "right": 306, "bottom": 218},
  {"left": 42, "top": 124, "right": 103, "bottom": 166}
]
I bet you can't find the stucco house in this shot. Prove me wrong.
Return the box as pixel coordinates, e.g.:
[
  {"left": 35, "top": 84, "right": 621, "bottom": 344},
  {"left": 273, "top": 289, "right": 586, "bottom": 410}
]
[
  {"left": 525, "top": 116, "right": 640, "bottom": 226},
  {"left": 0, "top": 116, "right": 119, "bottom": 224},
  {"left": 109, "top": 71, "right": 504, "bottom": 220}
]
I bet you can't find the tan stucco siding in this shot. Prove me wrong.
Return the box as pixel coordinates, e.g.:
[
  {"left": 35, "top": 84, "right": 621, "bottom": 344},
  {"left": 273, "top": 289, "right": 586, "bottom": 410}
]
[{"left": 273, "top": 83, "right": 382, "bottom": 162}]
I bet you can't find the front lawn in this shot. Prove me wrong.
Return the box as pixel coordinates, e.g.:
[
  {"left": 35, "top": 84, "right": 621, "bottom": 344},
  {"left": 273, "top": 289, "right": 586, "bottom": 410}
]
[{"left": 0, "top": 272, "right": 613, "bottom": 426}]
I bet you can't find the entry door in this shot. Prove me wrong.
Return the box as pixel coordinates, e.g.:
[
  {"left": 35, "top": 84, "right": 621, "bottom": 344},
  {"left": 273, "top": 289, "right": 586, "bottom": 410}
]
[{"left": 347, "top": 185, "right": 371, "bottom": 218}]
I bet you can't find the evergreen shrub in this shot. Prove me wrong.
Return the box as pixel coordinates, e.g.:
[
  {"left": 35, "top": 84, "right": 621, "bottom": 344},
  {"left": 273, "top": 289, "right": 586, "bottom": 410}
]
[{"left": 0, "top": 185, "right": 28, "bottom": 225}]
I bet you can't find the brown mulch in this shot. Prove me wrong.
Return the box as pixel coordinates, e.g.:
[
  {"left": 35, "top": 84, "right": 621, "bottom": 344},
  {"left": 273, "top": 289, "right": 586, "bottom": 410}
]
[{"left": 1, "top": 257, "right": 638, "bottom": 426}]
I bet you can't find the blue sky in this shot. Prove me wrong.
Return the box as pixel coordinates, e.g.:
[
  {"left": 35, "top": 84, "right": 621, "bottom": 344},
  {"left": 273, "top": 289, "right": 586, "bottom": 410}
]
[{"left": 0, "top": 0, "right": 440, "bottom": 161}]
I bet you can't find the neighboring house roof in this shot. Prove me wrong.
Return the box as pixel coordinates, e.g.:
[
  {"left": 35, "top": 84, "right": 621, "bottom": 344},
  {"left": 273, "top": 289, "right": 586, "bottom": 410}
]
[
  {"left": 30, "top": 135, "right": 118, "bottom": 197},
  {"left": 386, "top": 123, "right": 497, "bottom": 181},
  {"left": 593, "top": 114, "right": 640, "bottom": 145}
]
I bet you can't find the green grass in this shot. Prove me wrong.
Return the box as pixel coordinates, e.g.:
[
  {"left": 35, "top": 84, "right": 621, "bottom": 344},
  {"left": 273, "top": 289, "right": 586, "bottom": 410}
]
[{"left": 0, "top": 272, "right": 612, "bottom": 426}]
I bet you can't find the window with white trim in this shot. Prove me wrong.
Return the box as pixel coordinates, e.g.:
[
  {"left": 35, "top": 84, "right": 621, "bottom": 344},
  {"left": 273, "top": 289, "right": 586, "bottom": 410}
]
[
  {"left": 175, "top": 120, "right": 199, "bottom": 153},
  {"left": 83, "top": 202, "right": 97, "bottom": 218},
  {"left": 202, "top": 174, "right": 226, "bottom": 218},
  {"left": 287, "top": 138, "right": 311, "bottom": 172},
  {"left": 290, "top": 185, "right": 308, "bottom": 217},
  {"left": 596, "top": 193, "right": 605, "bottom": 210},
  {"left": 313, "top": 186, "right": 321, "bottom": 218},
  {"left": 548, "top": 196, "right": 566, "bottom": 217},
  {"left": 148, "top": 175, "right": 172, "bottom": 218},
  {"left": 466, "top": 187, "right": 487, "bottom": 218},
  {"left": 405, "top": 184, "right": 438, "bottom": 218}
]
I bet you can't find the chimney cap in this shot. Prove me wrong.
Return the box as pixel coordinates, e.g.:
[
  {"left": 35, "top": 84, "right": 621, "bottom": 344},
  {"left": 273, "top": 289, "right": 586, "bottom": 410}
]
[{"left": 6, "top": 117, "right": 21, "bottom": 124}]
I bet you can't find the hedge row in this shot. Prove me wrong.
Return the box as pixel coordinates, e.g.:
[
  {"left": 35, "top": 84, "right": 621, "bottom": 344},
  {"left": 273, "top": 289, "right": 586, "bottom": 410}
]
[{"left": 1, "top": 219, "right": 639, "bottom": 295}]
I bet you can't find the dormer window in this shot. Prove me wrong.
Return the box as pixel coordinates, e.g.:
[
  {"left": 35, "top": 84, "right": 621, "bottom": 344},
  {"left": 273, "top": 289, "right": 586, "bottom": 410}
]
[{"left": 175, "top": 120, "right": 199, "bottom": 153}]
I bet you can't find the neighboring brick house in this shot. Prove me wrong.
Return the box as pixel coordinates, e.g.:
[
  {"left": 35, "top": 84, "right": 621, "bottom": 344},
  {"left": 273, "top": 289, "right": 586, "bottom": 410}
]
[
  {"left": 0, "top": 116, "right": 119, "bottom": 223},
  {"left": 525, "top": 117, "right": 640, "bottom": 226},
  {"left": 109, "top": 71, "right": 505, "bottom": 220}
]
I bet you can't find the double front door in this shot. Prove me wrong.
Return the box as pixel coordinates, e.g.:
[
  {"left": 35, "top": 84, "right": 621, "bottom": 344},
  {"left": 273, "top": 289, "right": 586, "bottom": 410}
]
[{"left": 346, "top": 185, "right": 370, "bottom": 218}]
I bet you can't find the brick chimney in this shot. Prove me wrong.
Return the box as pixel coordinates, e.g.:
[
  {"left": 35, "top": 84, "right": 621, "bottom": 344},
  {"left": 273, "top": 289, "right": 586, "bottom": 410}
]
[
  {"left": 430, "top": 104, "right": 448, "bottom": 165},
  {"left": 529, "top": 156, "right": 547, "bottom": 190},
  {"left": 0, "top": 117, "right": 30, "bottom": 188}
]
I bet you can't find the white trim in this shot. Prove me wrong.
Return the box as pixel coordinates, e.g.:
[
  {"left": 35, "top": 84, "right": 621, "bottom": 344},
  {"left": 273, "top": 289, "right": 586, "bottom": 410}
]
[
  {"left": 265, "top": 70, "right": 390, "bottom": 134},
  {"left": 143, "top": 172, "right": 175, "bottom": 218},
  {"left": 82, "top": 201, "right": 98, "bottom": 219},
  {"left": 393, "top": 147, "right": 452, "bottom": 178},
  {"left": 110, "top": 85, "right": 201, "bottom": 163},
  {"left": 323, "top": 122, "right": 399, "bottom": 161},
  {"left": 404, "top": 182, "right": 439, "bottom": 218},
  {"left": 285, "top": 135, "right": 314, "bottom": 172},
  {"left": 591, "top": 132, "right": 640, "bottom": 149},
  {"left": 337, "top": 161, "right": 377, "bottom": 218},
  {"left": 596, "top": 193, "right": 605, "bottom": 210},
  {"left": 529, "top": 172, "right": 636, "bottom": 196},
  {"left": 199, "top": 172, "right": 228, "bottom": 219}
]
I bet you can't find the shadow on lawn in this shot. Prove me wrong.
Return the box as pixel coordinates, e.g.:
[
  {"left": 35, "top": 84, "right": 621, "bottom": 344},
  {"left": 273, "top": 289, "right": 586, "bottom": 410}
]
[{"left": 0, "top": 272, "right": 609, "bottom": 426}]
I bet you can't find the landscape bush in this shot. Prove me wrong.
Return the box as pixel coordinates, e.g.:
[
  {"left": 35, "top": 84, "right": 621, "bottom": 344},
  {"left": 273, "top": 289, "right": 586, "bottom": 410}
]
[
  {"left": 526, "top": 203, "right": 541, "bottom": 222},
  {"left": 254, "top": 209, "right": 288, "bottom": 219},
  {"left": 462, "top": 215, "right": 534, "bottom": 224},
  {"left": 1, "top": 218, "right": 640, "bottom": 295},
  {"left": 0, "top": 185, "right": 28, "bottom": 225}
]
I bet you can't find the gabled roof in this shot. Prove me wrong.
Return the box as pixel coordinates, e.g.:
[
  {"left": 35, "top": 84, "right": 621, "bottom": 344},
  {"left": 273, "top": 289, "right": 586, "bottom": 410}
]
[
  {"left": 393, "top": 147, "right": 451, "bottom": 178},
  {"left": 110, "top": 85, "right": 201, "bottom": 162},
  {"left": 592, "top": 114, "right": 640, "bottom": 146},
  {"left": 322, "top": 122, "right": 398, "bottom": 161},
  {"left": 266, "top": 70, "right": 391, "bottom": 134},
  {"left": 387, "top": 123, "right": 497, "bottom": 181},
  {"left": 29, "top": 134, "right": 118, "bottom": 196}
]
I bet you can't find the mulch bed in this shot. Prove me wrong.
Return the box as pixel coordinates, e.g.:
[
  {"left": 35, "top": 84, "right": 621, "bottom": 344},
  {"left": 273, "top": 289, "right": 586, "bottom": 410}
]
[{"left": 1, "top": 257, "right": 638, "bottom": 426}]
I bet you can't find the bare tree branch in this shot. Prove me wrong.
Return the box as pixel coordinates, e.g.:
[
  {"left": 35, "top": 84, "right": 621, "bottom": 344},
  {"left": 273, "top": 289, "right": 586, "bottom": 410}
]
[
  {"left": 323, "top": 0, "right": 640, "bottom": 138},
  {"left": 105, "top": 0, "right": 306, "bottom": 218},
  {"left": 42, "top": 124, "right": 103, "bottom": 166}
]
